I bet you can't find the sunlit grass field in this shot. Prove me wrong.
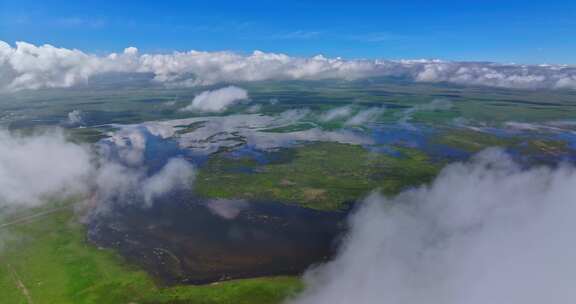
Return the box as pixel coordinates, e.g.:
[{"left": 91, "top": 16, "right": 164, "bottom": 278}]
[
  {"left": 196, "top": 142, "right": 440, "bottom": 211},
  {"left": 0, "top": 205, "right": 302, "bottom": 304}
]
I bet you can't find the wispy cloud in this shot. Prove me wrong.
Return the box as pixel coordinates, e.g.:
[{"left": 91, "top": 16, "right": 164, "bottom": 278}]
[
  {"left": 180, "top": 86, "right": 249, "bottom": 112},
  {"left": 171, "top": 20, "right": 254, "bottom": 33},
  {"left": 54, "top": 17, "right": 107, "bottom": 29},
  {"left": 269, "top": 30, "right": 322, "bottom": 40},
  {"left": 346, "top": 32, "right": 412, "bottom": 43}
]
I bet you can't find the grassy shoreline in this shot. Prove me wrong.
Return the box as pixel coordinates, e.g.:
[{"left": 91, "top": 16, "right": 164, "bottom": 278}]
[{"left": 0, "top": 204, "right": 302, "bottom": 304}]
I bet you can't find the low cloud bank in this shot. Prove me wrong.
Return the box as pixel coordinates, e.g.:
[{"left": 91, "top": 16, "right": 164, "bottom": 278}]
[
  {"left": 0, "top": 130, "right": 92, "bottom": 208},
  {"left": 0, "top": 128, "right": 195, "bottom": 214},
  {"left": 2, "top": 41, "right": 576, "bottom": 92},
  {"left": 181, "top": 86, "right": 248, "bottom": 112},
  {"left": 290, "top": 148, "right": 576, "bottom": 304}
]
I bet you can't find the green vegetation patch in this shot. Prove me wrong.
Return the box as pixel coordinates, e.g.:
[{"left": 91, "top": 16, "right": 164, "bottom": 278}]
[
  {"left": 432, "top": 129, "right": 517, "bottom": 153},
  {"left": 0, "top": 204, "right": 302, "bottom": 304},
  {"left": 432, "top": 128, "right": 572, "bottom": 160},
  {"left": 65, "top": 128, "right": 107, "bottom": 144},
  {"left": 196, "top": 142, "right": 440, "bottom": 211},
  {"left": 520, "top": 138, "right": 570, "bottom": 156}
]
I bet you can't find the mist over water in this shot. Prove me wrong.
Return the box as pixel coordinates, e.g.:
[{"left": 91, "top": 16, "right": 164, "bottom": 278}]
[{"left": 290, "top": 148, "right": 576, "bottom": 304}]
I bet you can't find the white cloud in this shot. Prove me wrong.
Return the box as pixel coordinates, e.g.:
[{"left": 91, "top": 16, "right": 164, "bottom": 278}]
[
  {"left": 67, "top": 109, "right": 84, "bottom": 126},
  {"left": 398, "top": 98, "right": 454, "bottom": 127},
  {"left": 102, "top": 126, "right": 150, "bottom": 166},
  {"left": 345, "top": 107, "right": 386, "bottom": 126},
  {"left": 2, "top": 41, "right": 576, "bottom": 92},
  {"left": 290, "top": 148, "right": 576, "bottom": 304},
  {"left": 0, "top": 126, "right": 195, "bottom": 249},
  {"left": 94, "top": 126, "right": 195, "bottom": 210},
  {"left": 116, "top": 110, "right": 372, "bottom": 155},
  {"left": 142, "top": 158, "right": 195, "bottom": 204},
  {"left": 320, "top": 106, "right": 354, "bottom": 122},
  {"left": 0, "top": 130, "right": 92, "bottom": 208},
  {"left": 0, "top": 125, "right": 195, "bottom": 215},
  {"left": 54, "top": 17, "right": 107, "bottom": 29},
  {"left": 0, "top": 41, "right": 98, "bottom": 92},
  {"left": 91, "top": 158, "right": 195, "bottom": 214},
  {"left": 270, "top": 30, "right": 322, "bottom": 40},
  {"left": 206, "top": 199, "right": 249, "bottom": 220},
  {"left": 181, "top": 86, "right": 248, "bottom": 112}
]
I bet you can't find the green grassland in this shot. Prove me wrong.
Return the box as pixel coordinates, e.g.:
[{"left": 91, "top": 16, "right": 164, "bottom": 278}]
[
  {"left": 2, "top": 77, "right": 576, "bottom": 304},
  {"left": 432, "top": 129, "right": 516, "bottom": 153},
  {"left": 432, "top": 127, "right": 571, "bottom": 156},
  {"left": 3, "top": 78, "right": 576, "bottom": 132},
  {"left": 196, "top": 142, "right": 440, "bottom": 211},
  {"left": 243, "top": 78, "right": 576, "bottom": 125},
  {"left": 0, "top": 204, "right": 302, "bottom": 304}
]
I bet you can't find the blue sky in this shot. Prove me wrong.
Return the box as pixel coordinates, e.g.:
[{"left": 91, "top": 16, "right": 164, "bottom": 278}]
[{"left": 1, "top": 0, "right": 575, "bottom": 64}]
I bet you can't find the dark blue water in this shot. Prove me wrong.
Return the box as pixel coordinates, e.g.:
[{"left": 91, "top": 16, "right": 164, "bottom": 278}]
[
  {"left": 370, "top": 124, "right": 470, "bottom": 161},
  {"left": 98, "top": 126, "right": 209, "bottom": 174},
  {"left": 226, "top": 145, "right": 270, "bottom": 164},
  {"left": 87, "top": 192, "right": 345, "bottom": 285},
  {"left": 555, "top": 132, "right": 576, "bottom": 150}
]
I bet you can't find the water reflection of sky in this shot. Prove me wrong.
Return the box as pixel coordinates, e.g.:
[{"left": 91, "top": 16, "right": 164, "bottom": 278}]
[
  {"left": 479, "top": 124, "right": 576, "bottom": 163},
  {"left": 370, "top": 124, "right": 470, "bottom": 161},
  {"left": 555, "top": 133, "right": 576, "bottom": 150},
  {"left": 227, "top": 145, "right": 273, "bottom": 165},
  {"left": 100, "top": 114, "right": 576, "bottom": 173},
  {"left": 98, "top": 127, "right": 202, "bottom": 176}
]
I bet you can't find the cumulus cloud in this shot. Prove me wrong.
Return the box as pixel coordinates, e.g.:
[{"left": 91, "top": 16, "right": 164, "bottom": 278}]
[
  {"left": 0, "top": 124, "right": 195, "bottom": 217},
  {"left": 0, "top": 41, "right": 98, "bottom": 92},
  {"left": 92, "top": 158, "right": 194, "bottom": 212},
  {"left": 103, "top": 126, "right": 150, "bottom": 166},
  {"left": 0, "top": 130, "right": 92, "bottom": 208},
  {"left": 94, "top": 126, "right": 195, "bottom": 211},
  {"left": 290, "top": 148, "right": 576, "bottom": 304},
  {"left": 181, "top": 86, "right": 248, "bottom": 112},
  {"left": 67, "top": 109, "right": 84, "bottom": 126},
  {"left": 2, "top": 41, "right": 576, "bottom": 92},
  {"left": 0, "top": 126, "right": 196, "bottom": 254},
  {"left": 142, "top": 158, "right": 195, "bottom": 204},
  {"left": 319, "top": 106, "right": 388, "bottom": 126}
]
